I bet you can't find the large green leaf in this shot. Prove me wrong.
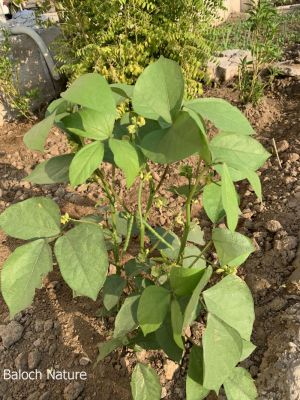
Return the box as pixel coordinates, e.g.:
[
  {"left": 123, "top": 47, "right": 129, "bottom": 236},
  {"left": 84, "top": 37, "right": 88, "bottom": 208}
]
[
  {"left": 185, "top": 98, "right": 254, "bottom": 135},
  {"left": 203, "top": 182, "right": 225, "bottom": 223},
  {"left": 0, "top": 197, "right": 61, "bottom": 240},
  {"left": 26, "top": 154, "right": 74, "bottom": 184},
  {"left": 186, "top": 346, "right": 210, "bottom": 400},
  {"left": 62, "top": 108, "right": 114, "bottom": 140},
  {"left": 23, "top": 112, "right": 56, "bottom": 152},
  {"left": 224, "top": 367, "right": 257, "bottom": 400},
  {"left": 69, "top": 141, "right": 104, "bottom": 186},
  {"left": 132, "top": 57, "right": 184, "bottom": 124},
  {"left": 114, "top": 295, "right": 140, "bottom": 338},
  {"left": 139, "top": 111, "right": 203, "bottom": 164},
  {"left": 221, "top": 163, "right": 239, "bottom": 232},
  {"left": 203, "top": 314, "right": 242, "bottom": 393},
  {"left": 131, "top": 363, "right": 161, "bottom": 400},
  {"left": 103, "top": 275, "right": 126, "bottom": 311},
  {"left": 137, "top": 286, "right": 171, "bottom": 335},
  {"left": 1, "top": 239, "right": 52, "bottom": 317},
  {"left": 54, "top": 224, "right": 108, "bottom": 300},
  {"left": 61, "top": 73, "right": 116, "bottom": 115},
  {"left": 182, "top": 266, "right": 212, "bottom": 333},
  {"left": 203, "top": 275, "right": 255, "bottom": 340},
  {"left": 170, "top": 266, "right": 207, "bottom": 297},
  {"left": 210, "top": 132, "right": 270, "bottom": 171},
  {"left": 109, "top": 138, "right": 141, "bottom": 187},
  {"left": 212, "top": 228, "right": 255, "bottom": 267},
  {"left": 46, "top": 98, "right": 70, "bottom": 117}
]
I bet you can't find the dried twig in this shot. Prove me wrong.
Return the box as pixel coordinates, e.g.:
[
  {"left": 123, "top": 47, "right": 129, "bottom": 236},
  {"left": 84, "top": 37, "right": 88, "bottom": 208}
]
[{"left": 272, "top": 138, "right": 282, "bottom": 169}]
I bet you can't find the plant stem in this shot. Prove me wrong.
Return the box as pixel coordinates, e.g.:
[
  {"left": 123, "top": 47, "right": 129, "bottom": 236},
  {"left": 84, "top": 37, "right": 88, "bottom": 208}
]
[
  {"left": 96, "top": 170, "right": 120, "bottom": 265},
  {"left": 189, "top": 240, "right": 213, "bottom": 268},
  {"left": 177, "top": 159, "right": 206, "bottom": 264},
  {"left": 138, "top": 178, "right": 145, "bottom": 255}
]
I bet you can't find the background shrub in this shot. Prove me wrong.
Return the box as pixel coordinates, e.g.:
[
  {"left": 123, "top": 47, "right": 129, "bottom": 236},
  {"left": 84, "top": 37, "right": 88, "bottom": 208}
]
[{"left": 46, "top": 0, "right": 223, "bottom": 97}]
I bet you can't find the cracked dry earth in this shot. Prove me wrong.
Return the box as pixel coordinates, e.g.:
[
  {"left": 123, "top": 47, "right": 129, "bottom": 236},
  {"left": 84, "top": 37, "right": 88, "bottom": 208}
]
[{"left": 0, "top": 78, "right": 299, "bottom": 400}]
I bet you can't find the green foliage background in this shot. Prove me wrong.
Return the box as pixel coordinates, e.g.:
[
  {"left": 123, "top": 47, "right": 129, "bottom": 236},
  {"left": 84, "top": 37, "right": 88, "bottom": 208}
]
[{"left": 48, "top": 0, "right": 223, "bottom": 97}]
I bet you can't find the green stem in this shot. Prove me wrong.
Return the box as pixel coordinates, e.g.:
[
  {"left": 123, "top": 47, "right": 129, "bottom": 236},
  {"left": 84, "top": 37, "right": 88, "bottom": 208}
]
[
  {"left": 122, "top": 215, "right": 134, "bottom": 255},
  {"left": 96, "top": 170, "right": 120, "bottom": 265},
  {"left": 177, "top": 160, "right": 207, "bottom": 264},
  {"left": 138, "top": 178, "right": 145, "bottom": 255},
  {"left": 142, "top": 220, "right": 174, "bottom": 250},
  {"left": 189, "top": 241, "right": 213, "bottom": 268}
]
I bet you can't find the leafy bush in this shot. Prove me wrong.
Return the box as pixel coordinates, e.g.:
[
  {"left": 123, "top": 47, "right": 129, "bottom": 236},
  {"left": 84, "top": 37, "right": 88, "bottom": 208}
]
[
  {"left": 45, "top": 0, "right": 223, "bottom": 97},
  {"left": 0, "top": 58, "right": 270, "bottom": 399}
]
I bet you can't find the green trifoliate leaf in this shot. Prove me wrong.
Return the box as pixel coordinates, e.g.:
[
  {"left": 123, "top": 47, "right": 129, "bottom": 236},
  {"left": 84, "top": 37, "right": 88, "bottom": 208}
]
[
  {"left": 187, "top": 222, "right": 205, "bottom": 246},
  {"left": 224, "top": 367, "right": 258, "bottom": 400},
  {"left": 210, "top": 132, "right": 270, "bottom": 172},
  {"left": 97, "top": 336, "right": 128, "bottom": 363},
  {"left": 54, "top": 224, "right": 108, "bottom": 301},
  {"left": 103, "top": 275, "right": 126, "bottom": 311},
  {"left": 69, "top": 141, "right": 104, "bottom": 186},
  {"left": 170, "top": 266, "right": 207, "bottom": 297},
  {"left": 1, "top": 239, "right": 52, "bottom": 317},
  {"left": 203, "top": 275, "right": 255, "bottom": 341},
  {"left": 114, "top": 295, "right": 140, "bottom": 338},
  {"left": 131, "top": 363, "right": 161, "bottom": 400},
  {"left": 186, "top": 346, "right": 210, "bottom": 400},
  {"left": 132, "top": 57, "right": 184, "bottom": 124},
  {"left": 62, "top": 108, "right": 115, "bottom": 140},
  {"left": 182, "top": 266, "right": 212, "bottom": 333},
  {"left": 212, "top": 227, "right": 255, "bottom": 267},
  {"left": 185, "top": 98, "right": 254, "bottom": 135},
  {"left": 240, "top": 340, "right": 256, "bottom": 361},
  {"left": 26, "top": 154, "right": 74, "bottom": 184},
  {"left": 0, "top": 197, "right": 61, "bottom": 240},
  {"left": 139, "top": 111, "right": 203, "bottom": 164},
  {"left": 203, "top": 314, "right": 243, "bottom": 393},
  {"left": 203, "top": 182, "right": 225, "bottom": 223},
  {"left": 109, "top": 138, "right": 141, "bottom": 187},
  {"left": 23, "top": 112, "right": 56, "bottom": 152},
  {"left": 171, "top": 299, "right": 184, "bottom": 349},
  {"left": 137, "top": 286, "right": 171, "bottom": 335},
  {"left": 61, "top": 73, "right": 116, "bottom": 115},
  {"left": 221, "top": 163, "right": 239, "bottom": 232}
]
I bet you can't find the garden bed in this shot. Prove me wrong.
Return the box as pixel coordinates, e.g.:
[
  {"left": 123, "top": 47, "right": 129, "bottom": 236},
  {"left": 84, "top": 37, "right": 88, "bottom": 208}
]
[{"left": 0, "top": 76, "right": 299, "bottom": 400}]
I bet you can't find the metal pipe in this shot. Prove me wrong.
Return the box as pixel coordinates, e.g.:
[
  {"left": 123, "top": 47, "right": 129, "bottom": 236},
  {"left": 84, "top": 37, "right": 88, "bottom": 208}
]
[{"left": 8, "top": 25, "right": 60, "bottom": 81}]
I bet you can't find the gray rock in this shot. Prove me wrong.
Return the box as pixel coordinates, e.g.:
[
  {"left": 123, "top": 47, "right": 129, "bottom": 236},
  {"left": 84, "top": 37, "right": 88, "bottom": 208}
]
[
  {"left": 0, "top": 321, "right": 24, "bottom": 348},
  {"left": 15, "top": 352, "right": 28, "bottom": 370},
  {"left": 277, "top": 140, "right": 290, "bottom": 153},
  {"left": 274, "top": 236, "right": 298, "bottom": 251},
  {"left": 63, "top": 382, "right": 85, "bottom": 400},
  {"left": 28, "top": 350, "right": 42, "bottom": 370}
]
